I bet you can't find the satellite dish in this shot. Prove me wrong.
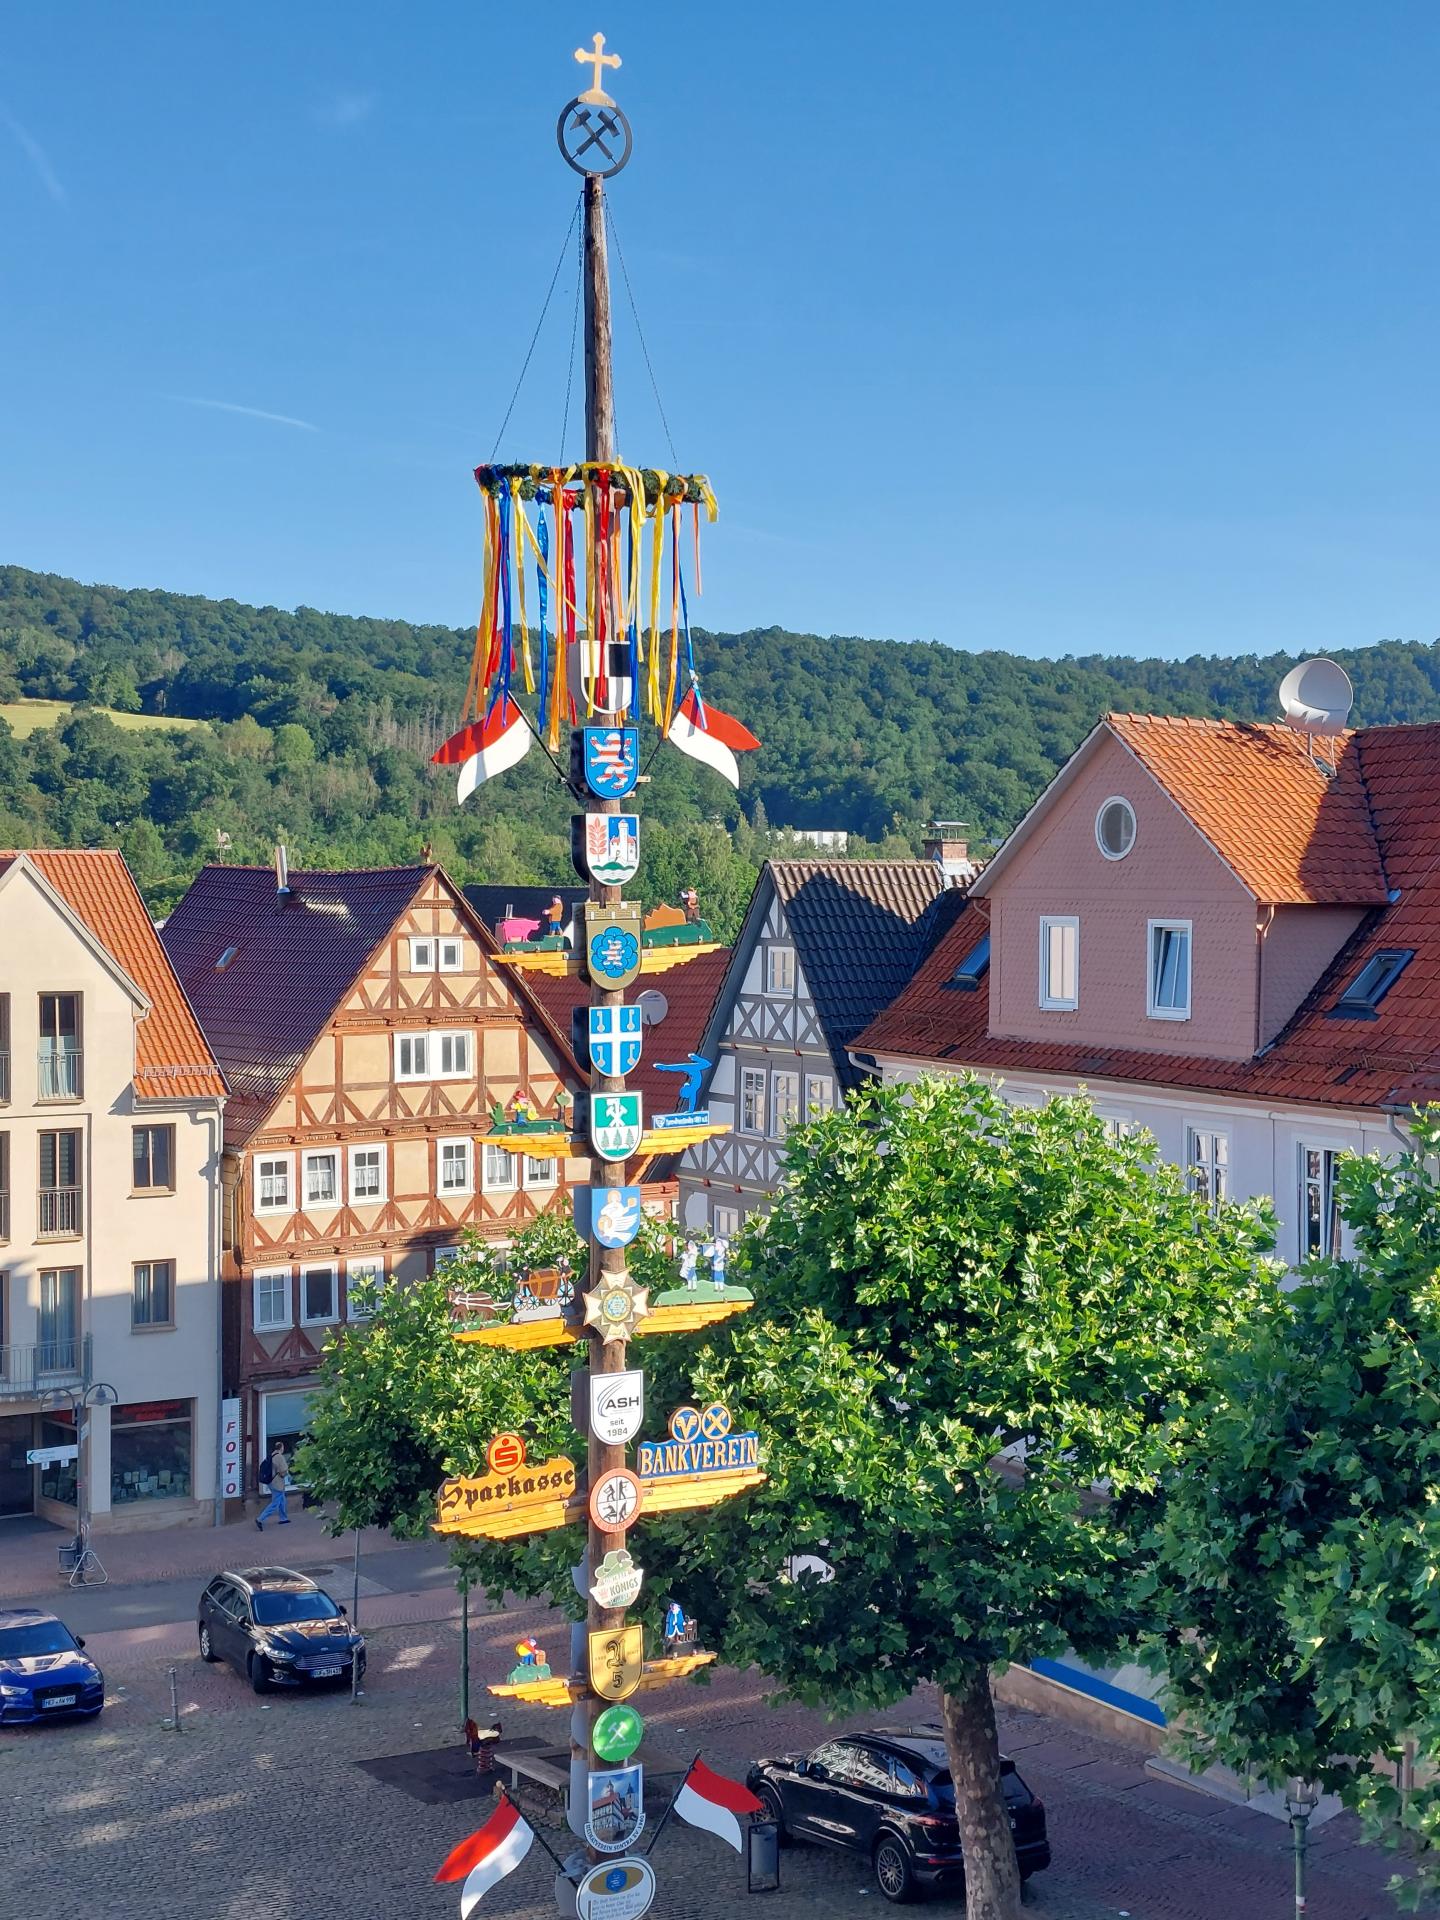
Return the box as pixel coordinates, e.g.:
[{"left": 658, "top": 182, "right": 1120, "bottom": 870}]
[
  {"left": 1279, "top": 658, "right": 1353, "bottom": 734},
  {"left": 635, "top": 989, "right": 669, "bottom": 1027}
]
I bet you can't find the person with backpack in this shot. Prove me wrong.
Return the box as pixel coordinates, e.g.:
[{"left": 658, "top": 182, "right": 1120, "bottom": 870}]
[{"left": 255, "top": 1442, "right": 291, "bottom": 1529}]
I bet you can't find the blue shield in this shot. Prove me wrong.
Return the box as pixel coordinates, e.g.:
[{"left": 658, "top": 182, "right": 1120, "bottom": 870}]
[
  {"left": 583, "top": 726, "right": 640, "bottom": 799},
  {"left": 589, "top": 1005, "right": 642, "bottom": 1077},
  {"left": 574, "top": 1186, "right": 644, "bottom": 1249}
]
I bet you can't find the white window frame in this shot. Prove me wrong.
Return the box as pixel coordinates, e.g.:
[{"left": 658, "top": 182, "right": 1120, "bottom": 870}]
[
  {"left": 483, "top": 1143, "right": 517, "bottom": 1191},
  {"left": 253, "top": 1268, "right": 292, "bottom": 1332},
  {"left": 438, "top": 937, "right": 463, "bottom": 972},
  {"left": 804, "top": 1074, "right": 834, "bottom": 1117},
  {"left": 437, "top": 1030, "right": 472, "bottom": 1079},
  {"left": 524, "top": 1155, "right": 557, "bottom": 1189},
  {"left": 394, "top": 1032, "right": 430, "bottom": 1081},
  {"left": 346, "top": 1257, "right": 385, "bottom": 1318},
  {"left": 299, "top": 1262, "right": 339, "bottom": 1326},
  {"left": 1187, "top": 1128, "right": 1229, "bottom": 1215},
  {"left": 1148, "top": 919, "right": 1192, "bottom": 1021},
  {"left": 1038, "top": 916, "right": 1079, "bottom": 1011},
  {"left": 1299, "top": 1144, "right": 1343, "bottom": 1261},
  {"left": 254, "top": 1153, "right": 295, "bottom": 1215},
  {"left": 347, "top": 1143, "right": 386, "bottom": 1205},
  {"left": 1095, "top": 795, "right": 1137, "bottom": 861},
  {"left": 438, "top": 1136, "right": 474, "bottom": 1196},
  {"left": 408, "top": 937, "right": 435, "bottom": 972},
  {"left": 740, "top": 1067, "right": 767, "bottom": 1136},
  {"left": 433, "top": 1245, "right": 461, "bottom": 1271},
  {"left": 712, "top": 1204, "right": 740, "bottom": 1239},
  {"left": 302, "top": 1148, "right": 340, "bottom": 1210},
  {"left": 771, "top": 1069, "right": 800, "bottom": 1138},
  {"left": 765, "top": 945, "right": 796, "bottom": 994}
]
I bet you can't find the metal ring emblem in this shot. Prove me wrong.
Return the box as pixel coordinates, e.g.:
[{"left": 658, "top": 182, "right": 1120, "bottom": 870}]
[{"left": 557, "top": 97, "right": 633, "bottom": 177}]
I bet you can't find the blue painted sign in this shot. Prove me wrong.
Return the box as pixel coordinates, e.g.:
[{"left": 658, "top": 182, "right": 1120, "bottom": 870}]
[
  {"left": 574, "top": 1185, "right": 644, "bottom": 1248},
  {"left": 583, "top": 726, "right": 640, "bottom": 799},
  {"left": 585, "top": 905, "right": 643, "bottom": 991},
  {"left": 589, "top": 1005, "right": 642, "bottom": 1078},
  {"left": 637, "top": 1403, "right": 760, "bottom": 1480}
]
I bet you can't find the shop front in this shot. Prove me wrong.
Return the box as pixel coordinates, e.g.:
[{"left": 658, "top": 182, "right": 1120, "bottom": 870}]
[
  {"left": 107, "top": 1400, "right": 193, "bottom": 1513},
  {"left": 0, "top": 1414, "right": 36, "bottom": 1518},
  {"left": 255, "top": 1384, "right": 316, "bottom": 1475}
]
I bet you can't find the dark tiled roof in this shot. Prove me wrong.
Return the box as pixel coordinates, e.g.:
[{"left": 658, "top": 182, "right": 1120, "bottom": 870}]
[
  {"left": 767, "top": 860, "right": 950, "bottom": 1087},
  {"left": 857, "top": 723, "right": 1440, "bottom": 1113},
  {"left": 161, "top": 864, "right": 433, "bottom": 1144},
  {"left": 3, "top": 850, "right": 225, "bottom": 1101},
  {"left": 464, "top": 885, "right": 587, "bottom": 932}
]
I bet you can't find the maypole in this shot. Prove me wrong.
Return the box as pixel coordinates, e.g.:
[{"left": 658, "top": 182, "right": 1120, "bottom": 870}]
[{"left": 428, "top": 34, "right": 766, "bottom": 1918}]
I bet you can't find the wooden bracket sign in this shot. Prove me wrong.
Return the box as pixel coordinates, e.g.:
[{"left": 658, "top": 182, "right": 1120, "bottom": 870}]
[
  {"left": 433, "top": 1441, "right": 582, "bottom": 1541},
  {"left": 488, "top": 1651, "right": 718, "bottom": 1708}
]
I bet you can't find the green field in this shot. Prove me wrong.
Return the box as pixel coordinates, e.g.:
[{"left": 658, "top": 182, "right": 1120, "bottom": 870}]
[{"left": 0, "top": 699, "right": 205, "bottom": 738}]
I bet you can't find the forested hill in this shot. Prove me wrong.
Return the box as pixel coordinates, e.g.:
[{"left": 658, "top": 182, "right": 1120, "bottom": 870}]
[{"left": 2, "top": 562, "right": 1439, "bottom": 931}]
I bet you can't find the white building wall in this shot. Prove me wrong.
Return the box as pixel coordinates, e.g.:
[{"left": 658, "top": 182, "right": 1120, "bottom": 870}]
[{"left": 0, "top": 865, "right": 221, "bottom": 1532}]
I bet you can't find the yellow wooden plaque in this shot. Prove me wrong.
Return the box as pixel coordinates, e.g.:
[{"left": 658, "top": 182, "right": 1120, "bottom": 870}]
[
  {"left": 487, "top": 1651, "right": 718, "bottom": 1709},
  {"left": 589, "top": 1624, "right": 644, "bottom": 1702},
  {"left": 433, "top": 1453, "right": 579, "bottom": 1541}
]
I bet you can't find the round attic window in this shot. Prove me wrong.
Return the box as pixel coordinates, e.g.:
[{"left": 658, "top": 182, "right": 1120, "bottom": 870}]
[{"left": 1096, "top": 796, "right": 1137, "bottom": 861}]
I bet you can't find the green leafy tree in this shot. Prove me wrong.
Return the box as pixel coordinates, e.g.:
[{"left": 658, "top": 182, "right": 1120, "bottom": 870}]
[
  {"left": 684, "top": 1077, "right": 1275, "bottom": 1920},
  {"left": 301, "top": 1077, "right": 1273, "bottom": 1920},
  {"left": 1150, "top": 1112, "right": 1440, "bottom": 1910}
]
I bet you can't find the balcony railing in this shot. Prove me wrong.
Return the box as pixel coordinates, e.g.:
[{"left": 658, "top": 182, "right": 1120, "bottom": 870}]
[
  {"left": 37, "top": 1050, "right": 82, "bottom": 1100},
  {"left": 0, "top": 1333, "right": 89, "bottom": 1401},
  {"left": 38, "top": 1186, "right": 82, "bottom": 1236}
]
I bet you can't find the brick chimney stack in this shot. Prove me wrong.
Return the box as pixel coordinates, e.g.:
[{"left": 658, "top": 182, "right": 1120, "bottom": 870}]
[{"left": 923, "top": 822, "right": 975, "bottom": 888}]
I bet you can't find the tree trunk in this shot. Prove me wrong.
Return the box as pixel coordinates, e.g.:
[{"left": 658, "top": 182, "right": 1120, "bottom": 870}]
[{"left": 940, "top": 1665, "right": 1023, "bottom": 1920}]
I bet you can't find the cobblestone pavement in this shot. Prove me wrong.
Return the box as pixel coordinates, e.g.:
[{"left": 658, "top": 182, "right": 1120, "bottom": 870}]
[{"left": 3, "top": 1593, "right": 1435, "bottom": 1920}]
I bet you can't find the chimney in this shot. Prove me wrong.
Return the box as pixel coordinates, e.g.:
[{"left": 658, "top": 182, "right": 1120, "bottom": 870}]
[
  {"left": 274, "top": 844, "right": 290, "bottom": 897},
  {"left": 923, "top": 821, "right": 975, "bottom": 889}
]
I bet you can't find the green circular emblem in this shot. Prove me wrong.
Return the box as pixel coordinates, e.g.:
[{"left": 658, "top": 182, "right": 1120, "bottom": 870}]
[{"left": 592, "top": 1703, "right": 644, "bottom": 1763}]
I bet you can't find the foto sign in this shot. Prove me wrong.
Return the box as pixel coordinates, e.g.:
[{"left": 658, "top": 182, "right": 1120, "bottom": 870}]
[
  {"left": 220, "top": 1395, "right": 241, "bottom": 1499},
  {"left": 591, "top": 1370, "right": 644, "bottom": 1445}
]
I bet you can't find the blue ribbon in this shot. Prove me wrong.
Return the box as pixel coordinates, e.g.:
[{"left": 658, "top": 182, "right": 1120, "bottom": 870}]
[
  {"left": 497, "top": 485, "right": 514, "bottom": 697},
  {"left": 536, "top": 511, "right": 551, "bottom": 735},
  {"left": 626, "top": 509, "right": 639, "bottom": 721}
]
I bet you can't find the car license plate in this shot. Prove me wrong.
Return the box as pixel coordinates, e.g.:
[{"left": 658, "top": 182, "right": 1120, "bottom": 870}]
[
  {"left": 311, "top": 1666, "right": 342, "bottom": 1678},
  {"left": 43, "top": 1694, "right": 77, "bottom": 1708}
]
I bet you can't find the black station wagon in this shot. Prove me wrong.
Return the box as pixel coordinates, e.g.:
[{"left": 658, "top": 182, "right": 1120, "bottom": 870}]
[
  {"left": 198, "top": 1567, "right": 366, "bottom": 1694},
  {"left": 747, "top": 1726, "right": 1050, "bottom": 1903}
]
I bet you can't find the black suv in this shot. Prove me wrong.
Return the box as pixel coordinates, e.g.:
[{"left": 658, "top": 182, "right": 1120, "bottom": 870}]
[
  {"left": 747, "top": 1727, "right": 1050, "bottom": 1904},
  {"left": 197, "top": 1567, "right": 366, "bottom": 1694}
]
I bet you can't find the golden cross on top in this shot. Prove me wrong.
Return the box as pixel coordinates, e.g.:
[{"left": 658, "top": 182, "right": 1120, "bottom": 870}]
[{"left": 575, "top": 31, "right": 621, "bottom": 106}]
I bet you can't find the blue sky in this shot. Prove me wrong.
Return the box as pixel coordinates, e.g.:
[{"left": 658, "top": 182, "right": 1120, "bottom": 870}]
[{"left": 3, "top": 3, "right": 1438, "bottom": 661}]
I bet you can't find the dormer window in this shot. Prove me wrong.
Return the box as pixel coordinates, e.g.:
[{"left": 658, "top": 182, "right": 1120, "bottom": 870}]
[
  {"left": 1333, "top": 948, "right": 1412, "bottom": 1017},
  {"left": 948, "top": 933, "right": 990, "bottom": 991},
  {"left": 1095, "top": 797, "right": 1137, "bottom": 861}
]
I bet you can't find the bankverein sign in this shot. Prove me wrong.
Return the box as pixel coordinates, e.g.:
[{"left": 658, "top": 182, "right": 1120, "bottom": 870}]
[{"left": 635, "top": 1405, "right": 766, "bottom": 1515}]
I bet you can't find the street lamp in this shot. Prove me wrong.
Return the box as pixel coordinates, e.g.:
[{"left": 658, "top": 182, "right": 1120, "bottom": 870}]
[
  {"left": 1285, "top": 1776, "right": 1321, "bottom": 1917},
  {"left": 40, "top": 1381, "right": 118, "bottom": 1588}
]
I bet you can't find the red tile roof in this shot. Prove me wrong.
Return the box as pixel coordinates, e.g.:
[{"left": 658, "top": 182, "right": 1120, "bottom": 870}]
[
  {"left": 6, "top": 850, "right": 226, "bottom": 1102},
  {"left": 1108, "top": 714, "right": 1389, "bottom": 905},
  {"left": 525, "top": 945, "right": 732, "bottom": 1115},
  {"left": 856, "top": 723, "right": 1440, "bottom": 1113}
]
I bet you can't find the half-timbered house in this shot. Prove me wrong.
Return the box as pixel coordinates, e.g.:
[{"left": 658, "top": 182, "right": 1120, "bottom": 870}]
[
  {"left": 161, "top": 856, "right": 585, "bottom": 1486},
  {"left": 677, "top": 859, "right": 953, "bottom": 1236}
]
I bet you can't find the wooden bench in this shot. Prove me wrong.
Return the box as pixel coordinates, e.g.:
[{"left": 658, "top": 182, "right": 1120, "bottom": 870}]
[{"left": 492, "top": 1747, "right": 571, "bottom": 1803}]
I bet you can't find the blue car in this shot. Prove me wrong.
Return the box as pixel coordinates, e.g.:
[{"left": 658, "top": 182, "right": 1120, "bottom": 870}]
[{"left": 0, "top": 1608, "right": 105, "bottom": 1725}]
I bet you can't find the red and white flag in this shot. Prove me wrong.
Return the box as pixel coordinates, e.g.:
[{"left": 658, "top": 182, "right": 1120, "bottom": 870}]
[
  {"left": 433, "top": 1797, "right": 534, "bottom": 1916},
  {"left": 431, "top": 696, "right": 531, "bottom": 801},
  {"left": 666, "top": 689, "right": 760, "bottom": 790},
  {"left": 673, "top": 1756, "right": 764, "bottom": 1854}
]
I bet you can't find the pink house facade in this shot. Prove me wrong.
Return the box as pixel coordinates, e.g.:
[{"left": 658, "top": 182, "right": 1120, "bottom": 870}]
[{"left": 854, "top": 712, "right": 1440, "bottom": 1736}]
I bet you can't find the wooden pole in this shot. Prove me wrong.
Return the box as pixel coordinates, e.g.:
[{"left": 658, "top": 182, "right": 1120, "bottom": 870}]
[{"left": 578, "top": 162, "right": 630, "bottom": 1853}]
